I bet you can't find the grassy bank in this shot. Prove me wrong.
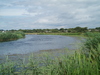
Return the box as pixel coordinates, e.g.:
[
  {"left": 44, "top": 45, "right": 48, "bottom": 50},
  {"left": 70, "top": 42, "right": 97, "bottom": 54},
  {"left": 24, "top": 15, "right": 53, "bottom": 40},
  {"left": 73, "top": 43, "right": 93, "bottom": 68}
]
[
  {"left": 25, "top": 32, "right": 86, "bottom": 38},
  {"left": 25, "top": 32, "right": 81, "bottom": 35},
  {"left": 0, "top": 32, "right": 100, "bottom": 75},
  {"left": 0, "top": 31, "right": 25, "bottom": 42},
  {"left": 38, "top": 33, "right": 81, "bottom": 35}
]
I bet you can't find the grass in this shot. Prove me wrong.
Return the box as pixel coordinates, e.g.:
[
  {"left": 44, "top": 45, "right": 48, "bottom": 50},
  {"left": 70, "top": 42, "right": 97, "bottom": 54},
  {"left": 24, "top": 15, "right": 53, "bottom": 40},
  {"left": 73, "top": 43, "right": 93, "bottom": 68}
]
[
  {"left": 84, "top": 32, "right": 100, "bottom": 37},
  {"left": 84, "top": 32, "right": 100, "bottom": 50},
  {"left": 0, "top": 47, "right": 100, "bottom": 75},
  {"left": 0, "top": 32, "right": 100, "bottom": 75},
  {"left": 25, "top": 32, "right": 86, "bottom": 38},
  {"left": 0, "top": 31, "right": 25, "bottom": 42},
  {"left": 25, "top": 32, "right": 81, "bottom": 35}
]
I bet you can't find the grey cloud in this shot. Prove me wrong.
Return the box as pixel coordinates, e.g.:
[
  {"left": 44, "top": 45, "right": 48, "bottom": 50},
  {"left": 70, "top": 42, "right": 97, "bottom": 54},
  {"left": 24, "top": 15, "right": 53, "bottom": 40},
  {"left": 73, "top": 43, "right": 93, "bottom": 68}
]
[{"left": 0, "top": 0, "right": 100, "bottom": 29}]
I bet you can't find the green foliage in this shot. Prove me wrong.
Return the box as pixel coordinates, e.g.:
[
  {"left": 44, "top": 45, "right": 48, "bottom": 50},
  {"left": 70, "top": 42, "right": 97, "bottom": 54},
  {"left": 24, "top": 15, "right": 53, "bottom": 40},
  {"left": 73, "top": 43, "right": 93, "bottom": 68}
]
[
  {"left": 84, "top": 32, "right": 100, "bottom": 50},
  {"left": 0, "top": 62, "right": 16, "bottom": 75},
  {"left": 74, "top": 27, "right": 88, "bottom": 33},
  {"left": 20, "top": 26, "right": 88, "bottom": 33},
  {"left": 38, "top": 33, "right": 80, "bottom": 35},
  {"left": 0, "top": 48, "right": 100, "bottom": 75},
  {"left": 84, "top": 32, "right": 100, "bottom": 37},
  {"left": 0, "top": 31, "right": 25, "bottom": 42},
  {"left": 84, "top": 32, "right": 100, "bottom": 71}
]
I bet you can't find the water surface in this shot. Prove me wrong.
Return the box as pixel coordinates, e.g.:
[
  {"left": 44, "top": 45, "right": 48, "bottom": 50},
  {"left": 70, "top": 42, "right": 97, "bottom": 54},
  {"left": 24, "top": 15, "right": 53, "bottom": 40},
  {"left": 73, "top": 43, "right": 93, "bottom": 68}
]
[{"left": 0, "top": 35, "right": 82, "bottom": 55}]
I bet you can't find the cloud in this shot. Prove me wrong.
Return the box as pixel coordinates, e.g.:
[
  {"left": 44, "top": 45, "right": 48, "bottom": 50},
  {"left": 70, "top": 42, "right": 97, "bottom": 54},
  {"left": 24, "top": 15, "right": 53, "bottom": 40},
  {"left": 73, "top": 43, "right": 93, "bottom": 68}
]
[{"left": 0, "top": 0, "right": 100, "bottom": 29}]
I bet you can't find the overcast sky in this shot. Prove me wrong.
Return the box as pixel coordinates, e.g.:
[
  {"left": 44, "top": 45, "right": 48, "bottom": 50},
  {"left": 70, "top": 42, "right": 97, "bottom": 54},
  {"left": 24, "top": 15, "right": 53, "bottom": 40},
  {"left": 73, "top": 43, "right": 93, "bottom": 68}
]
[{"left": 0, "top": 0, "right": 100, "bottom": 30}]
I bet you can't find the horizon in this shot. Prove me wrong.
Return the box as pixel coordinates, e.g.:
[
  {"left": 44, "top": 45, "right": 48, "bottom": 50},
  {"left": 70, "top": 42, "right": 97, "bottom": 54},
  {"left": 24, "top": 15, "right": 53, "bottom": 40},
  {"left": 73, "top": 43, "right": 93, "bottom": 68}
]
[{"left": 0, "top": 26, "right": 99, "bottom": 31}]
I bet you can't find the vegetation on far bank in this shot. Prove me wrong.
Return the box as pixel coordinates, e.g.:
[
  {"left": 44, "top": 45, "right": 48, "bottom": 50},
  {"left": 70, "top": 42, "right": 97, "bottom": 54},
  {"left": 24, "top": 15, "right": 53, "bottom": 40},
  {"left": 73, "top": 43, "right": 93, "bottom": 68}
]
[
  {"left": 0, "top": 26, "right": 99, "bottom": 42},
  {"left": 1, "top": 26, "right": 100, "bottom": 34},
  {"left": 18, "top": 26, "right": 100, "bottom": 33},
  {"left": 0, "top": 31, "right": 25, "bottom": 42},
  {"left": 25, "top": 32, "right": 81, "bottom": 35},
  {"left": 0, "top": 32, "right": 100, "bottom": 75}
]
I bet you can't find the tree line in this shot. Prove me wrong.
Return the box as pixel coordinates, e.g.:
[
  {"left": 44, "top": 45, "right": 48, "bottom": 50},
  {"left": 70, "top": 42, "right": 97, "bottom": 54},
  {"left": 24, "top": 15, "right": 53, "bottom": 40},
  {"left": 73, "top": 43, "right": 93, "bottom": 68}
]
[
  {"left": 0, "top": 27, "right": 100, "bottom": 33},
  {"left": 19, "top": 27, "right": 100, "bottom": 33}
]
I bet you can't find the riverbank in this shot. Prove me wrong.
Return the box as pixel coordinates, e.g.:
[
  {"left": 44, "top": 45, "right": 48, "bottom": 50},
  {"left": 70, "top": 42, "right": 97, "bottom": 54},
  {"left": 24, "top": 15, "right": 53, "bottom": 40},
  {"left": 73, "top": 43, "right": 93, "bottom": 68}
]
[
  {"left": 0, "top": 31, "right": 25, "bottom": 42},
  {"left": 25, "top": 32, "right": 87, "bottom": 37},
  {"left": 25, "top": 32, "right": 81, "bottom": 35}
]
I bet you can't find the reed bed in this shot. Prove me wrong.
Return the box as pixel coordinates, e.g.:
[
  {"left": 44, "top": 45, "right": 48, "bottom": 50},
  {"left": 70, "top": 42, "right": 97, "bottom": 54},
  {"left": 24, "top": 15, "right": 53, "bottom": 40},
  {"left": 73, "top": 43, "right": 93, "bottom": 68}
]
[
  {"left": 0, "top": 47, "right": 100, "bottom": 75},
  {"left": 0, "top": 31, "right": 25, "bottom": 42}
]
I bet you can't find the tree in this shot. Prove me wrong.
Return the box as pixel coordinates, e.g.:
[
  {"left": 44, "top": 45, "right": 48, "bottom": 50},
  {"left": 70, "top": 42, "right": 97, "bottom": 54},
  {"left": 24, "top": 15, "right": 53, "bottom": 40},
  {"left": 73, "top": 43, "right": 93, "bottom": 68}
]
[
  {"left": 74, "top": 27, "right": 88, "bottom": 33},
  {"left": 51, "top": 28, "right": 59, "bottom": 33},
  {"left": 60, "top": 28, "right": 65, "bottom": 32},
  {"left": 96, "top": 27, "right": 100, "bottom": 32}
]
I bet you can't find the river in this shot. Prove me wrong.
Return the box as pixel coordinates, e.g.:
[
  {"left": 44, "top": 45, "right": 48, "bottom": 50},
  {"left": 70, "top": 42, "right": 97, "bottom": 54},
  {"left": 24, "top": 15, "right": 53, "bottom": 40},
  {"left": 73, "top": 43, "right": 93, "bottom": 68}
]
[{"left": 0, "top": 35, "right": 83, "bottom": 63}]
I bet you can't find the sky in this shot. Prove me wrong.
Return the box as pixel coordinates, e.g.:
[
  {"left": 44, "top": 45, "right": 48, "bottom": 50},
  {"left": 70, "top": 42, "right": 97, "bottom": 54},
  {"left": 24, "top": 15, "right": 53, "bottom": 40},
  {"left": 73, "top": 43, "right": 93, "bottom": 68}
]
[{"left": 0, "top": 0, "right": 100, "bottom": 30}]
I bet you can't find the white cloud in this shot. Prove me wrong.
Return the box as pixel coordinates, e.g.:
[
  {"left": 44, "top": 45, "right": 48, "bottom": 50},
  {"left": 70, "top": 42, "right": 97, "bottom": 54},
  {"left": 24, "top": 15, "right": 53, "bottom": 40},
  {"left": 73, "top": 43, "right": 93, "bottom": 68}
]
[{"left": 0, "top": 0, "right": 100, "bottom": 29}]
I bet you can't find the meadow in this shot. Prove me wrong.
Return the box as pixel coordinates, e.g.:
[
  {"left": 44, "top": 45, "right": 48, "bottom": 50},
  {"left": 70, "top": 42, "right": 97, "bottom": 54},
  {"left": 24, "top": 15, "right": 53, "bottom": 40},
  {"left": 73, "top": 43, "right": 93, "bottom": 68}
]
[{"left": 0, "top": 32, "right": 100, "bottom": 75}]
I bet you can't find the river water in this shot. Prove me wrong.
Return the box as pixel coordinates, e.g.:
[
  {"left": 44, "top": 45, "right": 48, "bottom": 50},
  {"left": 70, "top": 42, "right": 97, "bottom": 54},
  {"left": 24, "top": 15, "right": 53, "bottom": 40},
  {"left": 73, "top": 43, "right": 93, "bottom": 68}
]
[
  {"left": 0, "top": 35, "right": 84, "bottom": 63},
  {"left": 0, "top": 35, "right": 83, "bottom": 55}
]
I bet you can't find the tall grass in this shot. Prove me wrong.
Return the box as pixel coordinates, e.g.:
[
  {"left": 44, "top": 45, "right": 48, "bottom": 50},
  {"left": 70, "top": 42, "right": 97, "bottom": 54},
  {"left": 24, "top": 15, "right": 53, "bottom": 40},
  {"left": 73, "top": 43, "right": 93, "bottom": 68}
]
[
  {"left": 83, "top": 32, "right": 100, "bottom": 52},
  {"left": 0, "top": 47, "right": 100, "bottom": 75},
  {"left": 83, "top": 32, "right": 100, "bottom": 72},
  {"left": 0, "top": 31, "right": 25, "bottom": 42},
  {"left": 84, "top": 32, "right": 100, "bottom": 37}
]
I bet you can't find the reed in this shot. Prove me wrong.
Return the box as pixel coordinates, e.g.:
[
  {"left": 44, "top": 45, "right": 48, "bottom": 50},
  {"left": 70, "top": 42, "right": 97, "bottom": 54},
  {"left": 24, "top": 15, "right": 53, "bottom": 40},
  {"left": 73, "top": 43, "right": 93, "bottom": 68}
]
[
  {"left": 83, "top": 32, "right": 100, "bottom": 53},
  {"left": 0, "top": 31, "right": 25, "bottom": 42},
  {"left": 0, "top": 47, "right": 100, "bottom": 75}
]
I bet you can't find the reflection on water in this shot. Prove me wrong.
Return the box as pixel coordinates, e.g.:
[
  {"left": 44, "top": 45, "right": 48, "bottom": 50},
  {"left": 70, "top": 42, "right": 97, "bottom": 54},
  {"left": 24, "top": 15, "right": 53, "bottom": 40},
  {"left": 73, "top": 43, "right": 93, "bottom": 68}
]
[{"left": 0, "top": 35, "right": 83, "bottom": 55}]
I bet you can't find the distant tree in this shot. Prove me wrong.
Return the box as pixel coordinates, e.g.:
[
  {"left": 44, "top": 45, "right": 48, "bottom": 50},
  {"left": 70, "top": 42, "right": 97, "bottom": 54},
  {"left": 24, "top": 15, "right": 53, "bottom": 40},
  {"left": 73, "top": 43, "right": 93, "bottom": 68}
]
[
  {"left": 51, "top": 28, "right": 59, "bottom": 33},
  {"left": 88, "top": 28, "right": 95, "bottom": 32},
  {"left": 96, "top": 27, "right": 100, "bottom": 32},
  {"left": 74, "top": 27, "right": 82, "bottom": 32},
  {"left": 82, "top": 27, "right": 88, "bottom": 32},
  {"left": 67, "top": 28, "right": 74, "bottom": 33},
  {"left": 10, "top": 29, "right": 17, "bottom": 32},
  {"left": 60, "top": 28, "right": 65, "bottom": 32},
  {"left": 74, "top": 27, "right": 88, "bottom": 33},
  {"left": 0, "top": 29, "right": 4, "bottom": 32}
]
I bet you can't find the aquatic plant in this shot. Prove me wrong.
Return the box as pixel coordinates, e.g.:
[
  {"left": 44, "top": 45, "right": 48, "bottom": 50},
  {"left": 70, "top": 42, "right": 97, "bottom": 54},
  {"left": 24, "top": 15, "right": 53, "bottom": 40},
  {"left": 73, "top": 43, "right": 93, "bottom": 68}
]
[
  {"left": 0, "top": 48, "right": 100, "bottom": 75},
  {"left": 84, "top": 32, "right": 100, "bottom": 54},
  {"left": 0, "top": 31, "right": 25, "bottom": 42}
]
